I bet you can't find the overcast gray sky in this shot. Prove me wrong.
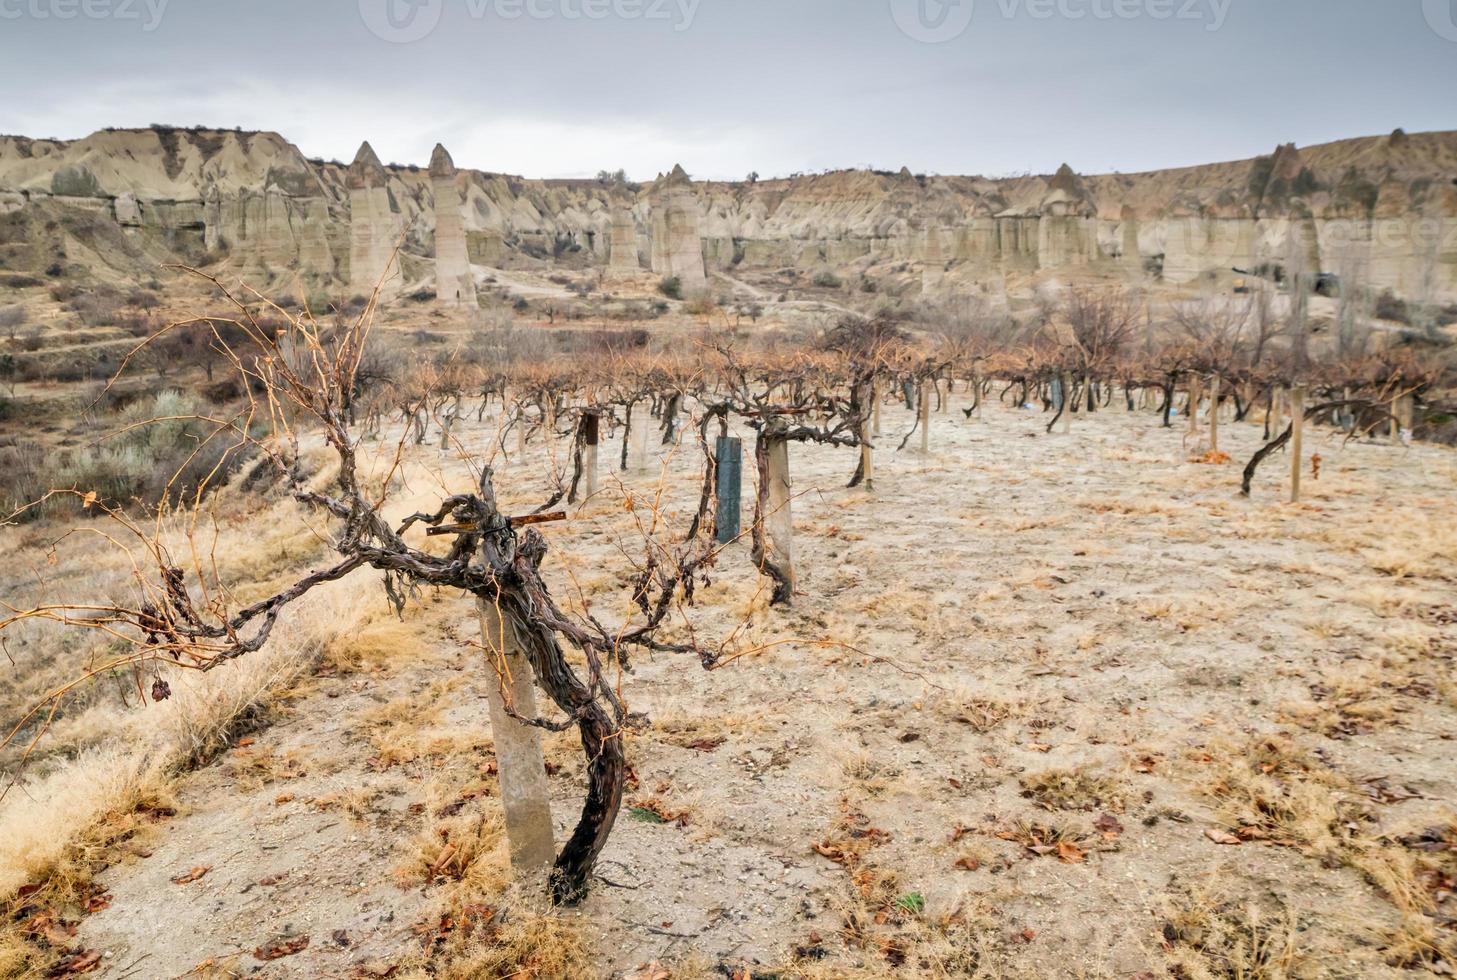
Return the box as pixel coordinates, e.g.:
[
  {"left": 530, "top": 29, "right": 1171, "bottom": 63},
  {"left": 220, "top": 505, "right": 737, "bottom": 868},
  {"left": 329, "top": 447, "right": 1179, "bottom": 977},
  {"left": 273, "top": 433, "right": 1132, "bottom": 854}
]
[{"left": 1, "top": 0, "right": 1453, "bottom": 180}]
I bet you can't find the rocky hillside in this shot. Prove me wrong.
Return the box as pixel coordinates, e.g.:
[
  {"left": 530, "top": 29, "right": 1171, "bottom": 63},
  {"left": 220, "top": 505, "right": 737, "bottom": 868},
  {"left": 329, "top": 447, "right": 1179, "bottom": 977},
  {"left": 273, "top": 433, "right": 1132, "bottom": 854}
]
[{"left": 1, "top": 126, "right": 1454, "bottom": 301}]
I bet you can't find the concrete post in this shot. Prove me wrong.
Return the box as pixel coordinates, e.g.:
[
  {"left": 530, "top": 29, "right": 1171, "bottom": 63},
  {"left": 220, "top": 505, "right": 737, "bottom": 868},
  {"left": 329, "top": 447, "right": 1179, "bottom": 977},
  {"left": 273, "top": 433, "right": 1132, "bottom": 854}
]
[
  {"left": 919, "top": 384, "right": 931, "bottom": 453},
  {"left": 581, "top": 413, "right": 600, "bottom": 503},
  {"left": 633, "top": 411, "right": 651, "bottom": 474},
  {"left": 1209, "top": 375, "right": 1221, "bottom": 452},
  {"left": 1290, "top": 386, "right": 1306, "bottom": 504},
  {"left": 476, "top": 596, "right": 556, "bottom": 879},
  {"left": 860, "top": 386, "right": 874, "bottom": 492},
  {"left": 765, "top": 437, "right": 795, "bottom": 594}
]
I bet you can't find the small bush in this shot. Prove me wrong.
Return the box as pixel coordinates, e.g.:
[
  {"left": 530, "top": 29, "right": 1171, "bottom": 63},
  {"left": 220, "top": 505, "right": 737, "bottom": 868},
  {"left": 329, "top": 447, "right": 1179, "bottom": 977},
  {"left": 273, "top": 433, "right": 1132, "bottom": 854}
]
[
  {"left": 117, "top": 314, "right": 152, "bottom": 337},
  {"left": 1375, "top": 290, "right": 1411, "bottom": 324},
  {"left": 0, "top": 440, "right": 48, "bottom": 515},
  {"left": 684, "top": 294, "right": 717, "bottom": 316},
  {"left": 69, "top": 292, "right": 123, "bottom": 327},
  {"left": 812, "top": 272, "right": 843, "bottom": 289},
  {"left": 1, "top": 391, "right": 254, "bottom": 518},
  {"left": 125, "top": 288, "right": 160, "bottom": 310},
  {"left": 658, "top": 276, "right": 683, "bottom": 300},
  {"left": 0, "top": 274, "right": 42, "bottom": 289}
]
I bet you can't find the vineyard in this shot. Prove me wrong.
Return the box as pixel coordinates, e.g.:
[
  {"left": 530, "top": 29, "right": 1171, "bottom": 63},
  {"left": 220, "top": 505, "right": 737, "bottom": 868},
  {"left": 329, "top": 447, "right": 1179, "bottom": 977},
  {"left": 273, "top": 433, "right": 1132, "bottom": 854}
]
[{"left": 1, "top": 277, "right": 1455, "bottom": 979}]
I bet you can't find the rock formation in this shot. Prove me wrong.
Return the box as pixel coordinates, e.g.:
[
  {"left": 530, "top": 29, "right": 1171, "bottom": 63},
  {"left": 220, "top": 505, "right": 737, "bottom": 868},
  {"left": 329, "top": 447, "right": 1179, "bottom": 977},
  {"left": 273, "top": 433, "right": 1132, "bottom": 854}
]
[
  {"left": 429, "top": 144, "right": 477, "bottom": 309},
  {"left": 650, "top": 165, "right": 707, "bottom": 294},
  {"left": 1037, "top": 164, "right": 1098, "bottom": 268},
  {"left": 608, "top": 208, "right": 640, "bottom": 273},
  {"left": 920, "top": 224, "right": 947, "bottom": 294},
  {"left": 0, "top": 127, "right": 1454, "bottom": 303},
  {"left": 347, "top": 141, "right": 402, "bottom": 298}
]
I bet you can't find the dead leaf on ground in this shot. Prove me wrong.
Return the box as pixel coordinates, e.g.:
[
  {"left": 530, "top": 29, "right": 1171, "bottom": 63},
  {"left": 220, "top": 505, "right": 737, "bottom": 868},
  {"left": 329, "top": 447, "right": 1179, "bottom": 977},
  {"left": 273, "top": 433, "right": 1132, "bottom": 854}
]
[
  {"left": 1056, "top": 840, "right": 1086, "bottom": 864},
  {"left": 49, "top": 950, "right": 101, "bottom": 976},
  {"left": 351, "top": 963, "right": 398, "bottom": 979},
  {"left": 1094, "top": 813, "right": 1125, "bottom": 836},
  {"left": 1204, "top": 829, "right": 1243, "bottom": 846},
  {"left": 170, "top": 865, "right": 212, "bottom": 885},
  {"left": 23, "top": 910, "right": 76, "bottom": 946},
  {"left": 625, "top": 962, "right": 672, "bottom": 980},
  {"left": 255, "top": 935, "right": 310, "bottom": 961}
]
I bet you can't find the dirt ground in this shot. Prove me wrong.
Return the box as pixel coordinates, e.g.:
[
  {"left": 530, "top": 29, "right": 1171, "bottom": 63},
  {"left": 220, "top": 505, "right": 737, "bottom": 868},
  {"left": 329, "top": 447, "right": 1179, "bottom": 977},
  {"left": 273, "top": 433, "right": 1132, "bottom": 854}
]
[{"left": 70, "top": 391, "right": 1457, "bottom": 979}]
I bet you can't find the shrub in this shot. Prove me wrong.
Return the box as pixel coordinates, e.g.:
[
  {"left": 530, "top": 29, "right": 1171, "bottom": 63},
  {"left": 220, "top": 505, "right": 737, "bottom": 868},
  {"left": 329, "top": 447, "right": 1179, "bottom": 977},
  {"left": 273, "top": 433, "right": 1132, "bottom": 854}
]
[
  {"left": 684, "top": 294, "right": 717, "bottom": 316},
  {"left": 125, "top": 288, "right": 161, "bottom": 310},
  {"left": 812, "top": 272, "right": 843, "bottom": 289},
  {"left": 37, "top": 391, "right": 253, "bottom": 514},
  {"left": 0, "top": 274, "right": 42, "bottom": 289},
  {"left": 658, "top": 276, "right": 683, "bottom": 300},
  {"left": 1375, "top": 290, "right": 1411, "bottom": 324},
  {"left": 0, "top": 440, "right": 48, "bottom": 516},
  {"left": 0, "top": 306, "right": 23, "bottom": 338},
  {"left": 118, "top": 314, "right": 152, "bottom": 337},
  {"left": 69, "top": 292, "right": 123, "bottom": 327}
]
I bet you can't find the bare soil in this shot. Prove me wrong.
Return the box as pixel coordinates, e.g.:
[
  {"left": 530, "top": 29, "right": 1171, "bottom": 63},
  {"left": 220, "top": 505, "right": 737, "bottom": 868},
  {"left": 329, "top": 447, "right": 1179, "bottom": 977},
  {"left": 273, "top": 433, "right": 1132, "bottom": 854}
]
[{"left": 75, "top": 394, "right": 1457, "bottom": 979}]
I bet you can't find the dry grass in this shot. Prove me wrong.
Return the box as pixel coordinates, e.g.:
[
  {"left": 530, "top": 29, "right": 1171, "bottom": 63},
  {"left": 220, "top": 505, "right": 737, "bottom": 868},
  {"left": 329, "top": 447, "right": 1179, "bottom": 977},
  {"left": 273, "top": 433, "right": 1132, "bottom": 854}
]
[
  {"left": 931, "top": 691, "right": 1029, "bottom": 734},
  {"left": 397, "top": 899, "right": 595, "bottom": 980},
  {"left": 0, "top": 544, "right": 378, "bottom": 975},
  {"left": 1019, "top": 767, "right": 1129, "bottom": 813},
  {"left": 1157, "top": 882, "right": 1306, "bottom": 980},
  {"left": 1189, "top": 734, "right": 1457, "bottom": 969},
  {"left": 392, "top": 803, "right": 595, "bottom": 980}
]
